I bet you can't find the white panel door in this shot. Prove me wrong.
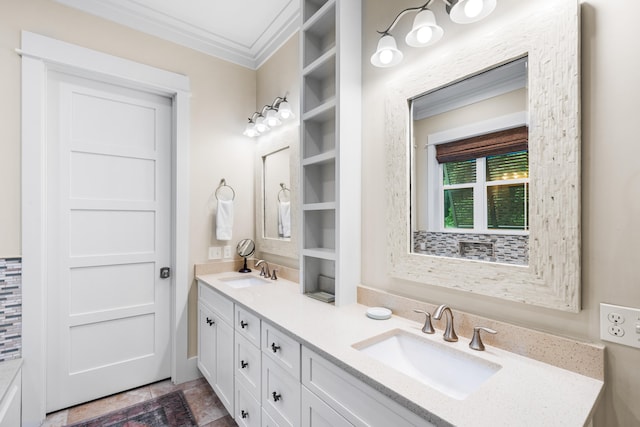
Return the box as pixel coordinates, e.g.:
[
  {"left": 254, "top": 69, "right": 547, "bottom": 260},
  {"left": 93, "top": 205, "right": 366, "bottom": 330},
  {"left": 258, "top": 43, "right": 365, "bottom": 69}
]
[{"left": 46, "top": 72, "right": 172, "bottom": 411}]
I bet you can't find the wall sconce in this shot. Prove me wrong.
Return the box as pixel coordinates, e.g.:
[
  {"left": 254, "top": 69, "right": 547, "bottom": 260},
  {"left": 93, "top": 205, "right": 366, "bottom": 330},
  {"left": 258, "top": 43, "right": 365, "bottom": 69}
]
[
  {"left": 371, "top": 0, "right": 497, "bottom": 68},
  {"left": 243, "top": 96, "right": 295, "bottom": 138}
]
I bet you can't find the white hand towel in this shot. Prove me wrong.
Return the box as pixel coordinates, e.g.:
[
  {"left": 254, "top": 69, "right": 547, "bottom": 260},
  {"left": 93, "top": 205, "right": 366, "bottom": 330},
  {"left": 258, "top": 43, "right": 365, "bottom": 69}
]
[
  {"left": 278, "top": 201, "right": 291, "bottom": 238},
  {"left": 216, "top": 199, "right": 234, "bottom": 241}
]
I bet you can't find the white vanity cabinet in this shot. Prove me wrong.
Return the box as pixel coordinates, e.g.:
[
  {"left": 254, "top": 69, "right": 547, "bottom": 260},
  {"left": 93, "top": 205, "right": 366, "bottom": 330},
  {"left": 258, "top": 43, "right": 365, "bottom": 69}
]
[
  {"left": 198, "top": 282, "right": 234, "bottom": 416},
  {"left": 301, "top": 347, "right": 435, "bottom": 427}
]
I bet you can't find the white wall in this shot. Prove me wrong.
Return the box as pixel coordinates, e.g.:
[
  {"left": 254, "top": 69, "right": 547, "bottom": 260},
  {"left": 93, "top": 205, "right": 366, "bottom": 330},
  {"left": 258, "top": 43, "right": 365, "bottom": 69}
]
[{"left": 361, "top": 0, "right": 640, "bottom": 425}]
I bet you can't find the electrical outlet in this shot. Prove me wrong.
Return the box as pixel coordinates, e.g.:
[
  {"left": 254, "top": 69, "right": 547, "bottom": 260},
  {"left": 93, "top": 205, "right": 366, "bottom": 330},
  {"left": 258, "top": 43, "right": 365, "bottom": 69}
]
[
  {"left": 208, "top": 246, "right": 222, "bottom": 260},
  {"left": 607, "top": 312, "right": 624, "bottom": 324},
  {"left": 600, "top": 303, "right": 640, "bottom": 349},
  {"left": 223, "top": 245, "right": 231, "bottom": 259},
  {"left": 608, "top": 325, "right": 624, "bottom": 337}
]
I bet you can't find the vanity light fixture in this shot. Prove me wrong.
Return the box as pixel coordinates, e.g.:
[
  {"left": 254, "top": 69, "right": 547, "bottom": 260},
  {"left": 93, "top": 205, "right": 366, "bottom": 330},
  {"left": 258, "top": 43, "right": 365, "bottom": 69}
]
[
  {"left": 243, "top": 96, "right": 295, "bottom": 138},
  {"left": 371, "top": 0, "right": 497, "bottom": 68}
]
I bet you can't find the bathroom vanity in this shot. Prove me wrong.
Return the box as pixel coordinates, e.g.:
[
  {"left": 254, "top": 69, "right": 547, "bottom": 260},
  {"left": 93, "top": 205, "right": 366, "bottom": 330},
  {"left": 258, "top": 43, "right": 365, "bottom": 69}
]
[{"left": 197, "top": 272, "right": 603, "bottom": 427}]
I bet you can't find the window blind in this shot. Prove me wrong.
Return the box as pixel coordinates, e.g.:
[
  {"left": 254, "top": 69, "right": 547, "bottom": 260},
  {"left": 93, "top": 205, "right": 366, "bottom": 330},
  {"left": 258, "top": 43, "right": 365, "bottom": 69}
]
[{"left": 436, "top": 126, "right": 528, "bottom": 163}]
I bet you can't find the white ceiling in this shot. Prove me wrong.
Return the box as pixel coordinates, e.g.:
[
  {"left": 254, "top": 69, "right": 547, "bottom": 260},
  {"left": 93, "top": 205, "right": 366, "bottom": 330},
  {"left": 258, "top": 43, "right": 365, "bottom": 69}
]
[{"left": 55, "top": 0, "right": 301, "bottom": 69}]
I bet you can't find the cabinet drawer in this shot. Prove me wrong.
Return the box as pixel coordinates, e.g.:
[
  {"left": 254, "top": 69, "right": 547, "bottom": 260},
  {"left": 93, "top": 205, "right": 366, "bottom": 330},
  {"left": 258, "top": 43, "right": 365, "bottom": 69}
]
[
  {"left": 302, "top": 386, "right": 354, "bottom": 427},
  {"left": 301, "top": 347, "right": 434, "bottom": 427},
  {"left": 262, "top": 322, "right": 300, "bottom": 380},
  {"left": 198, "top": 281, "right": 234, "bottom": 324},
  {"left": 262, "top": 355, "right": 300, "bottom": 427},
  {"left": 236, "top": 305, "right": 261, "bottom": 347},
  {"left": 236, "top": 332, "right": 261, "bottom": 400},
  {"left": 236, "top": 379, "right": 261, "bottom": 427}
]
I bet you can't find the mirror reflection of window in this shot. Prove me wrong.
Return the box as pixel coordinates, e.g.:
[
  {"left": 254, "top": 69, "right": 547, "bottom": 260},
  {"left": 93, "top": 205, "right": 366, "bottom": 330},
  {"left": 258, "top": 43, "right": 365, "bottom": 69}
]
[
  {"left": 263, "top": 147, "right": 291, "bottom": 241},
  {"left": 411, "top": 57, "right": 529, "bottom": 265}
]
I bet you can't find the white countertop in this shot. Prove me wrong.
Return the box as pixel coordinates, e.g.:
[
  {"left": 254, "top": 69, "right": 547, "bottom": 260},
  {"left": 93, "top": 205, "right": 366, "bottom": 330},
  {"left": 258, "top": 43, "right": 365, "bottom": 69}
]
[{"left": 197, "top": 272, "right": 603, "bottom": 427}]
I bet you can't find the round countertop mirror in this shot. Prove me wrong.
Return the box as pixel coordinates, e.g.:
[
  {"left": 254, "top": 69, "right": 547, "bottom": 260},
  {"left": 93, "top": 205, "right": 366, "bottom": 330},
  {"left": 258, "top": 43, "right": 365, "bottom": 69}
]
[{"left": 237, "top": 239, "right": 255, "bottom": 273}]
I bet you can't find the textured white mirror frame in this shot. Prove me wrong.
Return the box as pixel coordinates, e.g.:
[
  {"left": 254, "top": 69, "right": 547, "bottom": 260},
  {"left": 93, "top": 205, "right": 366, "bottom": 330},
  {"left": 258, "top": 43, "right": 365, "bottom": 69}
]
[
  {"left": 255, "top": 125, "right": 299, "bottom": 260},
  {"left": 386, "top": 0, "right": 581, "bottom": 312}
]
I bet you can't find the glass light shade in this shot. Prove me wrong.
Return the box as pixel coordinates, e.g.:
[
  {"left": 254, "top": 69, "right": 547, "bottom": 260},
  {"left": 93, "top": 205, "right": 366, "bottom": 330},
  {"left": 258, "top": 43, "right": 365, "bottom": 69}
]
[
  {"left": 243, "top": 122, "right": 259, "bottom": 138},
  {"left": 265, "top": 109, "right": 282, "bottom": 127},
  {"left": 447, "top": 0, "right": 497, "bottom": 24},
  {"left": 276, "top": 100, "right": 294, "bottom": 120},
  {"left": 370, "top": 34, "right": 403, "bottom": 68},
  {"left": 405, "top": 9, "right": 444, "bottom": 47},
  {"left": 255, "top": 116, "right": 269, "bottom": 133}
]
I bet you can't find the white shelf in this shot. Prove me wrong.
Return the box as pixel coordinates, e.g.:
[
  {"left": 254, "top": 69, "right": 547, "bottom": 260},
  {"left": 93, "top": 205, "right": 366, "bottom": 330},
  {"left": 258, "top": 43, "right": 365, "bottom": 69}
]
[
  {"left": 303, "top": 202, "right": 336, "bottom": 211},
  {"left": 303, "top": 0, "right": 336, "bottom": 31},
  {"left": 302, "top": 99, "right": 336, "bottom": 122},
  {"left": 303, "top": 48, "right": 336, "bottom": 78},
  {"left": 302, "top": 248, "right": 336, "bottom": 261},
  {"left": 302, "top": 150, "right": 336, "bottom": 166}
]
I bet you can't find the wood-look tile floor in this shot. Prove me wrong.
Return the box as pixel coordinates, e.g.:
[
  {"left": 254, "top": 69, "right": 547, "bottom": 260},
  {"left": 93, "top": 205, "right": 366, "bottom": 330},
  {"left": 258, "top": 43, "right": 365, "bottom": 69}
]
[{"left": 42, "top": 377, "right": 238, "bottom": 427}]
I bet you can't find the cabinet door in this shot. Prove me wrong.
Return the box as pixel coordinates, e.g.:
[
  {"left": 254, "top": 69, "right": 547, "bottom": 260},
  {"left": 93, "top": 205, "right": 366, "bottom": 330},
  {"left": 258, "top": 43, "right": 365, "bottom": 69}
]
[
  {"left": 213, "top": 316, "right": 235, "bottom": 416},
  {"left": 302, "top": 386, "right": 353, "bottom": 427},
  {"left": 197, "top": 302, "right": 216, "bottom": 384},
  {"left": 0, "top": 369, "right": 21, "bottom": 427}
]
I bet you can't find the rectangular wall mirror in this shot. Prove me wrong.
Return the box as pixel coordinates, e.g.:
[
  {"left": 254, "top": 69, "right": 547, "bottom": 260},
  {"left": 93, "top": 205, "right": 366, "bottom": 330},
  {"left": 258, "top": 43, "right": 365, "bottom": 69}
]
[
  {"left": 255, "top": 126, "right": 299, "bottom": 261},
  {"left": 385, "top": 0, "right": 580, "bottom": 312}
]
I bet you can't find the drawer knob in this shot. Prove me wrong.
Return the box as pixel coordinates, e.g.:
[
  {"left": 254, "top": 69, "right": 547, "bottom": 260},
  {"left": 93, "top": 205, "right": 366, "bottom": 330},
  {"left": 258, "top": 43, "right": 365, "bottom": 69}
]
[
  {"left": 271, "top": 343, "right": 281, "bottom": 353},
  {"left": 241, "top": 410, "right": 248, "bottom": 419},
  {"left": 272, "top": 391, "right": 282, "bottom": 402},
  {"left": 240, "top": 360, "right": 248, "bottom": 369},
  {"left": 206, "top": 317, "right": 215, "bottom": 326},
  {"left": 240, "top": 320, "right": 248, "bottom": 329}
]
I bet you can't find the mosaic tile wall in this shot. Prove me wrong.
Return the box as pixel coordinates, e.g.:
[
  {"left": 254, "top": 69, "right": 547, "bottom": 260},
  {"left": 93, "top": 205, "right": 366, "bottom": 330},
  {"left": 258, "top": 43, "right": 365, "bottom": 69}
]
[
  {"left": 0, "top": 258, "right": 21, "bottom": 362},
  {"left": 413, "top": 231, "right": 528, "bottom": 265}
]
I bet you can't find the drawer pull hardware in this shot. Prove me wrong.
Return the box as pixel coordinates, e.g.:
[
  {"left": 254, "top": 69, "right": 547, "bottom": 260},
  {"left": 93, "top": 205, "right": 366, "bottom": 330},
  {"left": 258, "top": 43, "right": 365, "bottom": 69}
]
[
  {"left": 271, "top": 343, "right": 281, "bottom": 353},
  {"left": 241, "top": 410, "right": 248, "bottom": 419},
  {"left": 240, "top": 360, "right": 248, "bottom": 369},
  {"left": 272, "top": 391, "right": 282, "bottom": 402},
  {"left": 206, "top": 317, "right": 214, "bottom": 326},
  {"left": 240, "top": 320, "right": 248, "bottom": 329}
]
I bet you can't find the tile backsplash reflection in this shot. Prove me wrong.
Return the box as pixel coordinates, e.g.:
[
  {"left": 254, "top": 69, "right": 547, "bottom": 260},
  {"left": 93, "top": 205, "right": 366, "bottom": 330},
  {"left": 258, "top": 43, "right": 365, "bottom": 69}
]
[{"left": 0, "top": 258, "right": 21, "bottom": 362}]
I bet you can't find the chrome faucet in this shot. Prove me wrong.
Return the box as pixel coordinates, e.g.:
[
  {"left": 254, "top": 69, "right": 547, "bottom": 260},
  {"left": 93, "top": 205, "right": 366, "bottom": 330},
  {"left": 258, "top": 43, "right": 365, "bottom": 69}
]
[
  {"left": 433, "top": 304, "right": 458, "bottom": 342},
  {"left": 255, "top": 260, "right": 270, "bottom": 278}
]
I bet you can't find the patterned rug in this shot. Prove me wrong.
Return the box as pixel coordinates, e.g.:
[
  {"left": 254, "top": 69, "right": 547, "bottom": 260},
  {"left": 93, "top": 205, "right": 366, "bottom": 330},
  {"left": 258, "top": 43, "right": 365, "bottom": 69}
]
[{"left": 66, "top": 390, "right": 198, "bottom": 427}]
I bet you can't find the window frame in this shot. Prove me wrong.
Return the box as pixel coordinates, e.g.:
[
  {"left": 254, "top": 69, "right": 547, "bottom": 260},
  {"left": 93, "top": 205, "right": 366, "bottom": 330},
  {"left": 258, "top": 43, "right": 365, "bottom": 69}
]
[{"left": 425, "top": 112, "right": 528, "bottom": 235}]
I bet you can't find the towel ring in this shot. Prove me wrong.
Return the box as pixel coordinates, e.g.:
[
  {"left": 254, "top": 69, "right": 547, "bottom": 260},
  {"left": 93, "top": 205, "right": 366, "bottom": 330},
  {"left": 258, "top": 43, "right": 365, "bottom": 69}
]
[
  {"left": 277, "top": 183, "right": 290, "bottom": 203},
  {"left": 215, "top": 179, "right": 235, "bottom": 201}
]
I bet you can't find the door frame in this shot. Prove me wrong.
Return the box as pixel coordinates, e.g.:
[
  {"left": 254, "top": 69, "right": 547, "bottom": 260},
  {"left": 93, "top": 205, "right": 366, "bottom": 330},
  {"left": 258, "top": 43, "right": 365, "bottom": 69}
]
[{"left": 21, "top": 31, "right": 195, "bottom": 427}]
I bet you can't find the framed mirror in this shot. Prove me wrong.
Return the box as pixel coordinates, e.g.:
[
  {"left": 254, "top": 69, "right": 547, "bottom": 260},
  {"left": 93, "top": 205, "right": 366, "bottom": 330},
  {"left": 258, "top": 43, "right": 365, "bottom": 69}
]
[
  {"left": 386, "top": 0, "right": 580, "bottom": 312},
  {"left": 255, "top": 126, "right": 299, "bottom": 260}
]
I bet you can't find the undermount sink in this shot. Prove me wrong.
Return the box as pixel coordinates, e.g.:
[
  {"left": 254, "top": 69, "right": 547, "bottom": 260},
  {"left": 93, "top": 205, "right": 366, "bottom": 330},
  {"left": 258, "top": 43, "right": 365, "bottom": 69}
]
[
  {"left": 218, "top": 275, "right": 270, "bottom": 289},
  {"left": 353, "top": 329, "right": 501, "bottom": 400}
]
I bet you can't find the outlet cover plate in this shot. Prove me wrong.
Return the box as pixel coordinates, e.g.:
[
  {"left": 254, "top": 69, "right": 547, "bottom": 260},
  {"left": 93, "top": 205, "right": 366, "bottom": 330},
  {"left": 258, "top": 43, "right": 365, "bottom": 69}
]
[{"left": 600, "top": 303, "right": 640, "bottom": 349}]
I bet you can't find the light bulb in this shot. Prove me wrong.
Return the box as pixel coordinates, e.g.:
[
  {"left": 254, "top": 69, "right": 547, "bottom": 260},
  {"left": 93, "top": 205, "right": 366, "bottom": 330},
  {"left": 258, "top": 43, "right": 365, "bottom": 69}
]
[
  {"left": 416, "top": 26, "right": 433, "bottom": 44},
  {"left": 379, "top": 49, "right": 393, "bottom": 65},
  {"left": 280, "top": 110, "right": 291, "bottom": 119},
  {"left": 464, "top": 0, "right": 483, "bottom": 18}
]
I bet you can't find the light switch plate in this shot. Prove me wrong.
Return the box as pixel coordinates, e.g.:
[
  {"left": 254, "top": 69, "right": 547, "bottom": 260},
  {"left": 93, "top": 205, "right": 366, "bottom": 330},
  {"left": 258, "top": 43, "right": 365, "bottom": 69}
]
[
  {"left": 223, "top": 245, "right": 231, "bottom": 259},
  {"left": 208, "top": 246, "right": 222, "bottom": 260},
  {"left": 600, "top": 303, "right": 640, "bottom": 349}
]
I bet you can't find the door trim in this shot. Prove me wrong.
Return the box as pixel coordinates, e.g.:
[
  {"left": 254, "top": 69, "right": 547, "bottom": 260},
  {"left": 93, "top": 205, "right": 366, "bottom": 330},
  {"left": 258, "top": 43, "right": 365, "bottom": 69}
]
[{"left": 21, "top": 31, "right": 194, "bottom": 426}]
